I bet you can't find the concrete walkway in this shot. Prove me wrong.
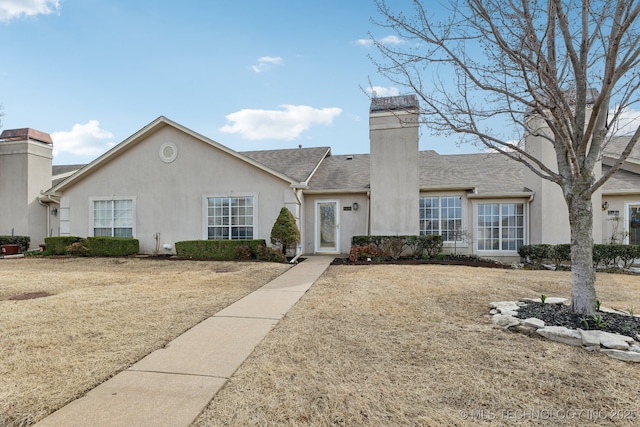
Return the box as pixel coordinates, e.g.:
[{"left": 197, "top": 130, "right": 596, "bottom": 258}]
[{"left": 35, "top": 255, "right": 334, "bottom": 427}]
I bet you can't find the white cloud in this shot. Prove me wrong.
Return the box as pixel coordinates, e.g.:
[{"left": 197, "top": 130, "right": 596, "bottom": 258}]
[
  {"left": 355, "top": 35, "right": 405, "bottom": 48},
  {"left": 610, "top": 106, "right": 640, "bottom": 136},
  {"left": 51, "top": 120, "right": 115, "bottom": 157},
  {"left": 0, "top": 0, "right": 60, "bottom": 22},
  {"left": 220, "top": 105, "right": 342, "bottom": 140},
  {"left": 367, "top": 86, "right": 400, "bottom": 98},
  {"left": 252, "top": 56, "right": 283, "bottom": 73}
]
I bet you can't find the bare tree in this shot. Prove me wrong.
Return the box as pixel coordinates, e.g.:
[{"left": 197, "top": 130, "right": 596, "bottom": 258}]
[{"left": 372, "top": 0, "right": 640, "bottom": 315}]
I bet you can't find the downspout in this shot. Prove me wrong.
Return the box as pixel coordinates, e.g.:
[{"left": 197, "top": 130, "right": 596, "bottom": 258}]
[
  {"left": 528, "top": 193, "right": 535, "bottom": 246},
  {"left": 366, "top": 190, "right": 371, "bottom": 235},
  {"left": 290, "top": 186, "right": 304, "bottom": 264}
]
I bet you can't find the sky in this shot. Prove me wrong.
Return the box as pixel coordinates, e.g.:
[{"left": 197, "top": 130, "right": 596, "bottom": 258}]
[
  {"left": 2, "top": 1, "right": 638, "bottom": 167},
  {"left": 0, "top": 0, "right": 474, "bottom": 165}
]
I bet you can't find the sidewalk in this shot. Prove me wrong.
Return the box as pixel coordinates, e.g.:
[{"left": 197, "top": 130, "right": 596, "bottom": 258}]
[{"left": 35, "top": 255, "right": 334, "bottom": 427}]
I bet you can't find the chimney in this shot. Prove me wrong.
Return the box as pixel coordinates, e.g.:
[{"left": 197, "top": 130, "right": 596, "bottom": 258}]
[
  {"left": 0, "top": 128, "right": 53, "bottom": 247},
  {"left": 369, "top": 94, "right": 420, "bottom": 235}
]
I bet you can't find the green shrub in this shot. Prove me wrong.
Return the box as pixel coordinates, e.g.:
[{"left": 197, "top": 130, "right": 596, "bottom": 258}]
[
  {"left": 550, "top": 244, "right": 571, "bottom": 269},
  {"left": 256, "top": 246, "right": 286, "bottom": 263},
  {"left": 418, "top": 235, "right": 444, "bottom": 258},
  {"left": 175, "top": 239, "right": 266, "bottom": 260},
  {"left": 519, "top": 243, "right": 640, "bottom": 270},
  {"left": 349, "top": 243, "right": 387, "bottom": 262},
  {"left": 351, "top": 235, "right": 442, "bottom": 258},
  {"left": 518, "top": 244, "right": 553, "bottom": 265},
  {"left": 66, "top": 239, "right": 90, "bottom": 256},
  {"left": 270, "top": 207, "right": 300, "bottom": 255},
  {"left": 0, "top": 235, "right": 30, "bottom": 253},
  {"left": 236, "top": 245, "right": 253, "bottom": 261},
  {"left": 86, "top": 237, "right": 139, "bottom": 257},
  {"left": 45, "top": 236, "right": 84, "bottom": 255}
]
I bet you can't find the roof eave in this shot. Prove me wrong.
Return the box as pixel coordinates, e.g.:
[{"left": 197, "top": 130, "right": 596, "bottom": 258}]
[
  {"left": 303, "top": 188, "right": 370, "bottom": 194},
  {"left": 467, "top": 191, "right": 534, "bottom": 199}
]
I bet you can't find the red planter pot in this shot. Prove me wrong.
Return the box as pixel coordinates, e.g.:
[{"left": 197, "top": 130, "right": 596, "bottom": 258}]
[{"left": 1, "top": 244, "right": 21, "bottom": 255}]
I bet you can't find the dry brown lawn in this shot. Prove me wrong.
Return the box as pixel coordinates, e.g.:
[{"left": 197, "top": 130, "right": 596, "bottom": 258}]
[
  {"left": 193, "top": 265, "right": 640, "bottom": 427},
  {"left": 0, "top": 257, "right": 290, "bottom": 427}
]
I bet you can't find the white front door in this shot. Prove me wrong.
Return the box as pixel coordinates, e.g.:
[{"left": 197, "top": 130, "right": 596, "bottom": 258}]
[{"left": 315, "top": 200, "right": 339, "bottom": 253}]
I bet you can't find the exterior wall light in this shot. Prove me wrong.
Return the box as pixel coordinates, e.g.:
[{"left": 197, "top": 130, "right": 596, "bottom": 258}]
[
  {"left": 353, "top": 202, "right": 359, "bottom": 211},
  {"left": 51, "top": 207, "right": 58, "bottom": 216},
  {"left": 602, "top": 201, "right": 609, "bottom": 211}
]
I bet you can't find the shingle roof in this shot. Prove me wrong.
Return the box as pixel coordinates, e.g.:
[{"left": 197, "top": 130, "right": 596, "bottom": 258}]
[
  {"left": 602, "top": 135, "right": 640, "bottom": 161},
  {"left": 52, "top": 164, "right": 85, "bottom": 187},
  {"left": 241, "top": 146, "right": 330, "bottom": 183},
  {"left": 602, "top": 165, "right": 640, "bottom": 193},
  {"left": 307, "top": 150, "right": 530, "bottom": 194},
  {"left": 419, "top": 151, "right": 529, "bottom": 193},
  {"left": 306, "top": 154, "right": 370, "bottom": 190}
]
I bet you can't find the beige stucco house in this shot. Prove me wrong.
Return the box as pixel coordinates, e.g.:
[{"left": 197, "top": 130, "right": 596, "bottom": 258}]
[{"left": 2, "top": 95, "right": 639, "bottom": 259}]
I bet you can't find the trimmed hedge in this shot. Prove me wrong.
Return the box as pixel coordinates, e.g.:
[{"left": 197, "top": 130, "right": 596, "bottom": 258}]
[
  {"left": 44, "top": 236, "right": 139, "bottom": 257},
  {"left": 0, "top": 235, "right": 30, "bottom": 252},
  {"left": 45, "top": 236, "right": 84, "bottom": 255},
  {"left": 518, "top": 243, "right": 640, "bottom": 269},
  {"left": 175, "top": 239, "right": 267, "bottom": 260},
  {"left": 86, "top": 237, "right": 139, "bottom": 257},
  {"left": 351, "top": 235, "right": 444, "bottom": 259}
]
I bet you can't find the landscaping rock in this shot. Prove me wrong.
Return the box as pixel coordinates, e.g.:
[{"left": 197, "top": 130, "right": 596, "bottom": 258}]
[
  {"left": 579, "top": 329, "right": 633, "bottom": 349},
  {"left": 520, "top": 297, "right": 567, "bottom": 305},
  {"left": 491, "top": 299, "right": 640, "bottom": 362},
  {"left": 489, "top": 301, "right": 521, "bottom": 312},
  {"left": 511, "top": 324, "right": 538, "bottom": 337},
  {"left": 521, "top": 317, "right": 545, "bottom": 329},
  {"left": 492, "top": 314, "right": 520, "bottom": 328},
  {"left": 537, "top": 326, "right": 583, "bottom": 346},
  {"left": 600, "top": 349, "right": 640, "bottom": 362}
]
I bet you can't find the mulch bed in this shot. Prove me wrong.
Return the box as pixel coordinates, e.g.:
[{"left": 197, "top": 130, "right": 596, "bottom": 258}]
[
  {"left": 517, "top": 301, "right": 640, "bottom": 340},
  {"left": 331, "top": 256, "right": 512, "bottom": 269}
]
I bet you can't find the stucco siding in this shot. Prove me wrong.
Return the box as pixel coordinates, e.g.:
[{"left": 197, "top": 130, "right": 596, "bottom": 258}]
[
  {"left": 303, "top": 193, "right": 369, "bottom": 254},
  {"left": 59, "top": 125, "right": 293, "bottom": 253}
]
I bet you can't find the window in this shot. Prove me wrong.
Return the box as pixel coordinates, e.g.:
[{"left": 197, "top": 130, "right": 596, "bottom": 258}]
[
  {"left": 207, "top": 196, "right": 254, "bottom": 240},
  {"left": 477, "top": 203, "right": 524, "bottom": 251},
  {"left": 93, "top": 199, "right": 133, "bottom": 237},
  {"left": 419, "top": 196, "right": 463, "bottom": 241}
]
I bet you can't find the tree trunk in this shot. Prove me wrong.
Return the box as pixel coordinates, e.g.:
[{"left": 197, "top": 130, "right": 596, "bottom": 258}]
[{"left": 567, "top": 193, "right": 597, "bottom": 316}]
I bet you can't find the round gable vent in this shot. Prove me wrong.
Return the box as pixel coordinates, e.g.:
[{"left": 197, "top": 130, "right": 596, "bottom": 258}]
[{"left": 159, "top": 142, "right": 178, "bottom": 163}]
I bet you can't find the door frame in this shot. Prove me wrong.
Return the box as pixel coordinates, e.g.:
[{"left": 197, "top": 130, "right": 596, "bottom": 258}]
[{"left": 315, "top": 199, "right": 340, "bottom": 253}]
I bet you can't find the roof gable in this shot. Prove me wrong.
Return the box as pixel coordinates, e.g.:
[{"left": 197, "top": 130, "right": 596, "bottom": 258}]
[
  {"left": 46, "top": 117, "right": 302, "bottom": 194},
  {"left": 242, "top": 146, "right": 330, "bottom": 184}
]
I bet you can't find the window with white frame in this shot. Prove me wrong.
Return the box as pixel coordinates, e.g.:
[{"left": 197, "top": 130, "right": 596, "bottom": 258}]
[
  {"left": 477, "top": 203, "right": 524, "bottom": 251},
  {"left": 419, "top": 196, "right": 463, "bottom": 241},
  {"left": 207, "top": 196, "right": 254, "bottom": 240},
  {"left": 92, "top": 199, "right": 134, "bottom": 237}
]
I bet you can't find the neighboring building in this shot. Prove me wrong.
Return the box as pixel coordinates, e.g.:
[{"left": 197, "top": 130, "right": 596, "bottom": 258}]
[{"left": 2, "top": 95, "right": 639, "bottom": 259}]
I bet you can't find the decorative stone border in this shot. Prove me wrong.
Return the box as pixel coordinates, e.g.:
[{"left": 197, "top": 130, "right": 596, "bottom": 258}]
[{"left": 490, "top": 298, "right": 640, "bottom": 362}]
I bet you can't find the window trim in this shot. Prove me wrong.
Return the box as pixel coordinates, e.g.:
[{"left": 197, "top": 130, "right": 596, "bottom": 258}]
[
  {"left": 203, "top": 194, "right": 257, "bottom": 240},
  {"left": 623, "top": 201, "right": 640, "bottom": 245},
  {"left": 89, "top": 197, "right": 136, "bottom": 238},
  {"left": 419, "top": 194, "right": 465, "bottom": 244},
  {"left": 474, "top": 200, "right": 527, "bottom": 254}
]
